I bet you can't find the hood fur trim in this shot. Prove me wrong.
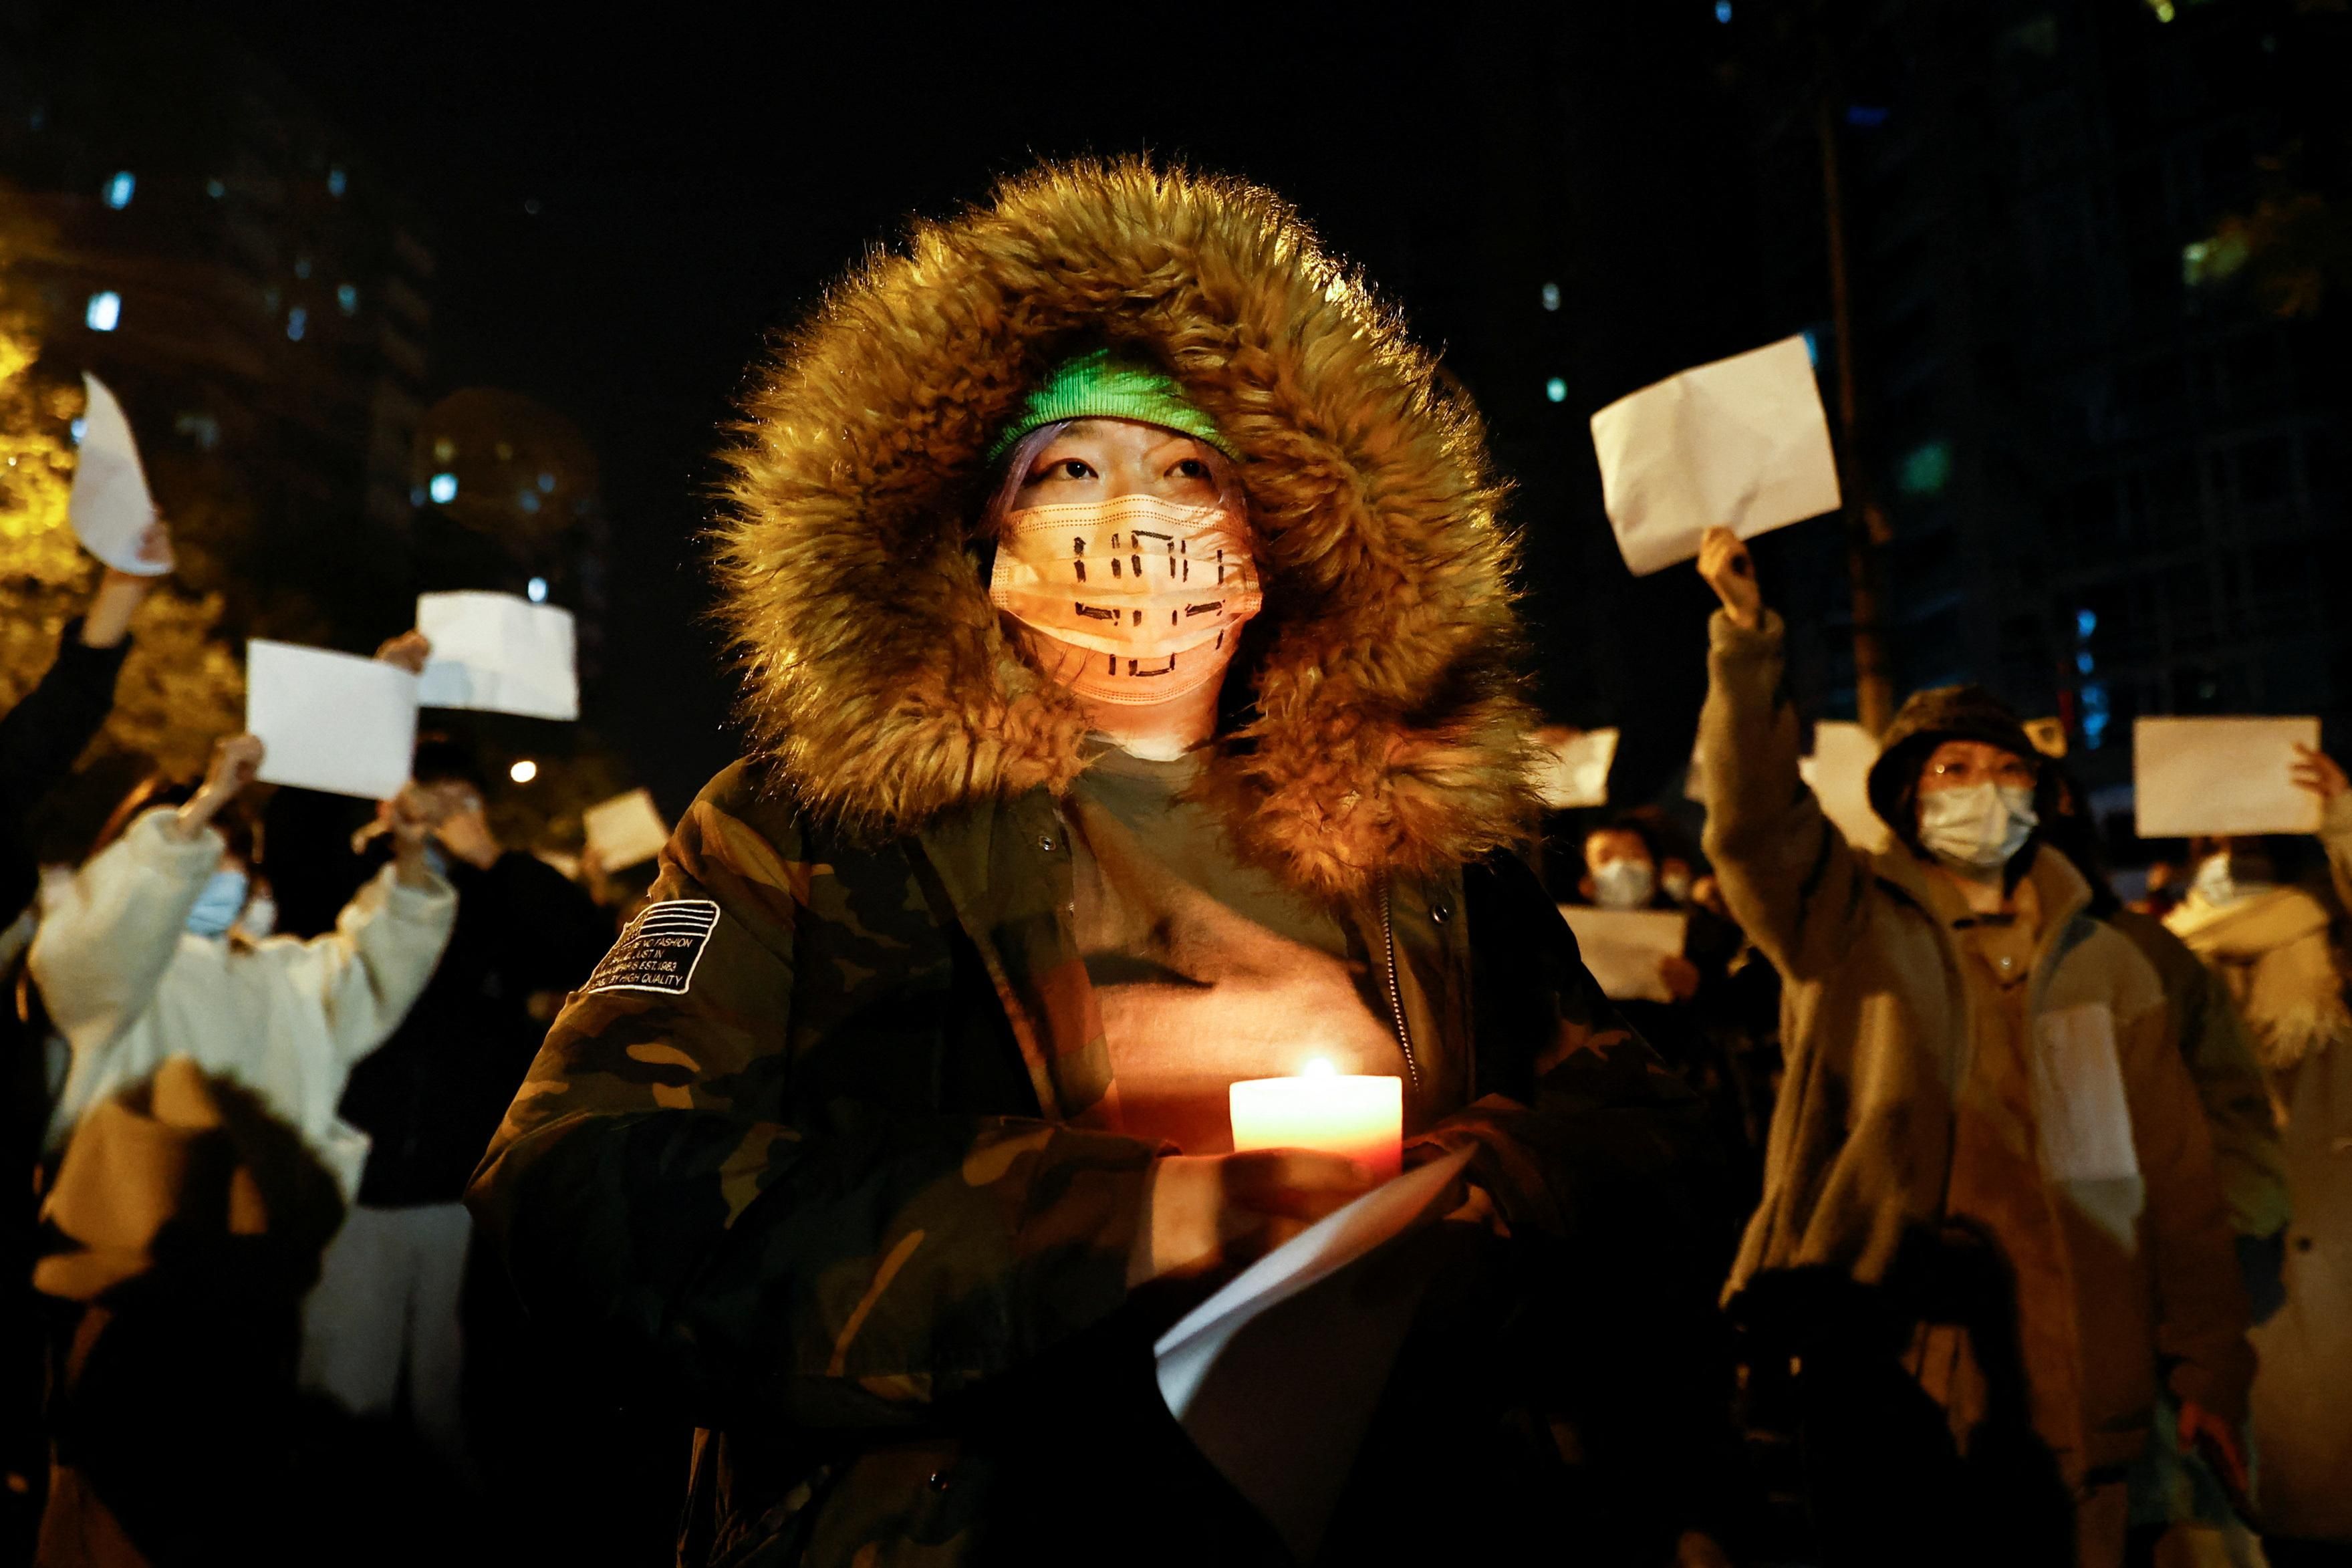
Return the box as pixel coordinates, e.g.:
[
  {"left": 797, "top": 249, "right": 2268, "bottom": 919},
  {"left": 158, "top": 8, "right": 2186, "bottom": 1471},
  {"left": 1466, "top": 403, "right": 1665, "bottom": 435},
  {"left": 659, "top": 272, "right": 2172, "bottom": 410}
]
[{"left": 715, "top": 159, "right": 1540, "bottom": 898}]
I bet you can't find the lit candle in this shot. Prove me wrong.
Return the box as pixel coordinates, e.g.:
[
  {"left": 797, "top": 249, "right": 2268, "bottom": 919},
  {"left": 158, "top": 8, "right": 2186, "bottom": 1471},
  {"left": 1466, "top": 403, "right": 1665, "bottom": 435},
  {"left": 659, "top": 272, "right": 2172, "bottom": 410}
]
[{"left": 1228, "top": 1059, "right": 1404, "bottom": 1180}]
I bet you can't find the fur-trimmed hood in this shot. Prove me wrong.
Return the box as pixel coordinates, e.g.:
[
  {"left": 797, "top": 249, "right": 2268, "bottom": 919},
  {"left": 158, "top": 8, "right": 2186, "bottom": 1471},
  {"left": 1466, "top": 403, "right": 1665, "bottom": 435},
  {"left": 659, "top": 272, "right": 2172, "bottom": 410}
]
[{"left": 716, "top": 159, "right": 1540, "bottom": 898}]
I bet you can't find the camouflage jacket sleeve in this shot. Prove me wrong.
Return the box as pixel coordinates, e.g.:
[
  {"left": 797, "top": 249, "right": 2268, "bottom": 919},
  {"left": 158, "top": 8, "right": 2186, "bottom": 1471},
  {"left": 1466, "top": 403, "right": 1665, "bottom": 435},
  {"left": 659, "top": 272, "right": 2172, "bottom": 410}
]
[{"left": 466, "top": 762, "right": 1154, "bottom": 1434}]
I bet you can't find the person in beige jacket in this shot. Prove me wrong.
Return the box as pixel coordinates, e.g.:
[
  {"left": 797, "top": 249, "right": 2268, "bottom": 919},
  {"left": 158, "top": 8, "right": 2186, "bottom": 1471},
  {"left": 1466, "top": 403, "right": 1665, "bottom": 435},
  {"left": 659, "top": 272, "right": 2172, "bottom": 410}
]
[
  {"left": 2165, "top": 752, "right": 2352, "bottom": 1553},
  {"left": 1694, "top": 529, "right": 2252, "bottom": 1568}
]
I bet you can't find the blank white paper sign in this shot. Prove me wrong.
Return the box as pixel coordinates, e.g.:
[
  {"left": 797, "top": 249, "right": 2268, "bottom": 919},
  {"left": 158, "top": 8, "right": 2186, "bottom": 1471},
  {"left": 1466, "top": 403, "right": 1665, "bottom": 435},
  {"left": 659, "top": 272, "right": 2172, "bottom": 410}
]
[
  {"left": 1590, "top": 335, "right": 1842, "bottom": 576},
  {"left": 1559, "top": 907, "right": 1688, "bottom": 1003},
  {"left": 1533, "top": 727, "right": 1619, "bottom": 809},
  {"left": 416, "top": 592, "right": 579, "bottom": 721},
  {"left": 2134, "top": 716, "right": 2321, "bottom": 837},
  {"left": 245, "top": 640, "right": 418, "bottom": 801},
  {"left": 1801, "top": 721, "right": 1890, "bottom": 854},
  {"left": 69, "top": 374, "right": 172, "bottom": 577},
  {"left": 585, "top": 788, "right": 670, "bottom": 870}
]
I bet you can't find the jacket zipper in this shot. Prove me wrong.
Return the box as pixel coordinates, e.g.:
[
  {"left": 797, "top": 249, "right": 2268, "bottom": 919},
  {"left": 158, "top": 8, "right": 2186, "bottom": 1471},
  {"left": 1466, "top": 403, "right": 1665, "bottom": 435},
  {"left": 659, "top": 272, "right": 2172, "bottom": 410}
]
[{"left": 1377, "top": 875, "right": 1423, "bottom": 1095}]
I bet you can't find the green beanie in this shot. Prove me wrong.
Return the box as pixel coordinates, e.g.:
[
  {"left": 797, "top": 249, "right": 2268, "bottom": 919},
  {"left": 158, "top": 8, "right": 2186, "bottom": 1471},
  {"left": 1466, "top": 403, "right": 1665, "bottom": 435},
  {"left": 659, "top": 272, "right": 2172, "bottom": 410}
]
[{"left": 985, "top": 346, "right": 1235, "bottom": 463}]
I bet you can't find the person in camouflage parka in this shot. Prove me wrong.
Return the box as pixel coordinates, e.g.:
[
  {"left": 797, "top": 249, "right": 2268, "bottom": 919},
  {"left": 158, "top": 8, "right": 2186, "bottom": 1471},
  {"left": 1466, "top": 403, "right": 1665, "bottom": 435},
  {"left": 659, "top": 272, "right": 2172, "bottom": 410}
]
[{"left": 469, "top": 160, "right": 1734, "bottom": 1567}]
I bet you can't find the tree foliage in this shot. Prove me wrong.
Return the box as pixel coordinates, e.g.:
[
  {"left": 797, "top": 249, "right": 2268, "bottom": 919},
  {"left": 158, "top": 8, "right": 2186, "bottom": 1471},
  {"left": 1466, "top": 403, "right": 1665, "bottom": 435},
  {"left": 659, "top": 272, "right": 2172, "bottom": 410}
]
[{"left": 1, "top": 234, "right": 245, "bottom": 783}]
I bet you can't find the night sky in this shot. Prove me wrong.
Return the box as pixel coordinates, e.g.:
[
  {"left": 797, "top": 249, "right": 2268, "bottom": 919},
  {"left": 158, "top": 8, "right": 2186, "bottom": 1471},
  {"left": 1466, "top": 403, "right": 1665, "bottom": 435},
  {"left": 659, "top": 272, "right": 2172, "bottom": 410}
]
[{"left": 215, "top": 4, "right": 1767, "bottom": 815}]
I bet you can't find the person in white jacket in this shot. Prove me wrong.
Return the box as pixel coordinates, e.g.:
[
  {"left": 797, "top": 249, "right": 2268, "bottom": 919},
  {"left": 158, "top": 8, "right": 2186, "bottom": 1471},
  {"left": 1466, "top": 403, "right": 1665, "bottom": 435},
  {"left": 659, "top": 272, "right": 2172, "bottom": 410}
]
[{"left": 33, "top": 727, "right": 456, "bottom": 1204}]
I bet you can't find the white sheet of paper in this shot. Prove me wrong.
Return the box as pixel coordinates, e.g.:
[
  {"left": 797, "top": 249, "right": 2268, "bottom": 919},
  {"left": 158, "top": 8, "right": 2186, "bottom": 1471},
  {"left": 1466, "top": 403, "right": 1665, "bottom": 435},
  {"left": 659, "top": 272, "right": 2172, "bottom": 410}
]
[
  {"left": 416, "top": 592, "right": 579, "bottom": 721},
  {"left": 1532, "top": 727, "right": 1619, "bottom": 809},
  {"left": 584, "top": 788, "right": 669, "bottom": 871},
  {"left": 1590, "top": 335, "right": 1842, "bottom": 576},
  {"left": 2133, "top": 716, "right": 2321, "bottom": 837},
  {"left": 1800, "top": 720, "right": 1889, "bottom": 853},
  {"left": 68, "top": 374, "right": 172, "bottom": 576},
  {"left": 245, "top": 640, "right": 418, "bottom": 801},
  {"left": 1154, "top": 1146, "right": 1472, "bottom": 1561},
  {"left": 1559, "top": 906, "right": 1688, "bottom": 1003}
]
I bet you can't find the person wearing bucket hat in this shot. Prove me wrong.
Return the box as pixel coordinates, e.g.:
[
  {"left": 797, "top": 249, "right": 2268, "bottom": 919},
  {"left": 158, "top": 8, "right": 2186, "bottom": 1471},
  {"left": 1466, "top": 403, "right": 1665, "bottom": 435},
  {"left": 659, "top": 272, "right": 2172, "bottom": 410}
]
[
  {"left": 470, "top": 162, "right": 1739, "bottom": 1566},
  {"left": 1692, "top": 526, "right": 2251, "bottom": 1567}
]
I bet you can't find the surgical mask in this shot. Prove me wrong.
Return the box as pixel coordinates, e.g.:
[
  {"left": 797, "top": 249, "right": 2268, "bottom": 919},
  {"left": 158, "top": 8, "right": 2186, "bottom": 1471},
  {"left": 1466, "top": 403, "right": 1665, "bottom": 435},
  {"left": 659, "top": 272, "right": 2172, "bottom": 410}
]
[
  {"left": 1661, "top": 868, "right": 1694, "bottom": 906},
  {"left": 234, "top": 892, "right": 277, "bottom": 941},
  {"left": 989, "top": 493, "right": 1261, "bottom": 704},
  {"left": 185, "top": 868, "right": 250, "bottom": 939},
  {"left": 1917, "top": 782, "right": 2037, "bottom": 873},
  {"left": 1593, "top": 858, "right": 1658, "bottom": 910},
  {"left": 2192, "top": 852, "right": 2267, "bottom": 909}
]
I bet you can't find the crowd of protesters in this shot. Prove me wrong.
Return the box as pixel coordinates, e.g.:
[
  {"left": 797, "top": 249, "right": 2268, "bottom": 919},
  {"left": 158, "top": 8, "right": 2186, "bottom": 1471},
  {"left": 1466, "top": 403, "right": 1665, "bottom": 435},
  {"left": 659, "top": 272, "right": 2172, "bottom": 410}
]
[{"left": 2, "top": 162, "right": 2349, "bottom": 1568}]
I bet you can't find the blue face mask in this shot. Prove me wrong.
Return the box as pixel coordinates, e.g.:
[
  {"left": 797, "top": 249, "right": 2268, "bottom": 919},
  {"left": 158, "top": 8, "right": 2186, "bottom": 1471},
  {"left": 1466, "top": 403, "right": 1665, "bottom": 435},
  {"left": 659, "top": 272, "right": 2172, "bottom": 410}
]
[{"left": 185, "top": 868, "right": 250, "bottom": 939}]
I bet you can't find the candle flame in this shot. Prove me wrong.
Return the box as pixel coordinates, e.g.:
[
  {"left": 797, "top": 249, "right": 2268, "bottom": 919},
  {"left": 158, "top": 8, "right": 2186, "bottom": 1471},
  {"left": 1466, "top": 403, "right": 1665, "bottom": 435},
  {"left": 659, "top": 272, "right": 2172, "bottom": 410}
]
[{"left": 1301, "top": 1057, "right": 1337, "bottom": 1078}]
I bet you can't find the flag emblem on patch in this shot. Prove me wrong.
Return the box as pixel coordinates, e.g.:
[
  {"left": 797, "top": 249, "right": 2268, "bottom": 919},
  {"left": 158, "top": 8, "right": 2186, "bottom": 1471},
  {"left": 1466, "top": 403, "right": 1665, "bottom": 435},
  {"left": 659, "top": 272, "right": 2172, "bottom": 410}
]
[{"left": 582, "top": 899, "right": 720, "bottom": 997}]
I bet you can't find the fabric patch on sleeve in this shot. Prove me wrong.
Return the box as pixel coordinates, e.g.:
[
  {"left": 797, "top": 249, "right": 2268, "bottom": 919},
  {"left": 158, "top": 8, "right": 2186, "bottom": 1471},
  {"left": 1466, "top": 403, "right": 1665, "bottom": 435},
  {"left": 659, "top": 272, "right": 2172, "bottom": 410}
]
[{"left": 581, "top": 900, "right": 720, "bottom": 997}]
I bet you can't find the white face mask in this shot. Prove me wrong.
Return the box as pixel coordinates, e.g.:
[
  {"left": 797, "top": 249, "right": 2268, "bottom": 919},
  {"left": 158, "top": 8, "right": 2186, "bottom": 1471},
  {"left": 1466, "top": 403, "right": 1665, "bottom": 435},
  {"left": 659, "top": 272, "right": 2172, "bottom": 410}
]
[
  {"left": 2192, "top": 852, "right": 2267, "bottom": 909},
  {"left": 989, "top": 493, "right": 1261, "bottom": 705},
  {"left": 1593, "top": 858, "right": 1658, "bottom": 910},
  {"left": 1660, "top": 869, "right": 1694, "bottom": 906},
  {"left": 234, "top": 893, "right": 277, "bottom": 940},
  {"left": 1917, "top": 782, "right": 2038, "bottom": 873}
]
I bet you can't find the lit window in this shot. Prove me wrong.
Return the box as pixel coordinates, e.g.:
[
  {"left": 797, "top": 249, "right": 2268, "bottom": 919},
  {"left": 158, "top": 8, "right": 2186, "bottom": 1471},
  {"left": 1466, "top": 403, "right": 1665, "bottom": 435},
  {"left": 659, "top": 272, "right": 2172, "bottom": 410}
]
[
  {"left": 509, "top": 759, "right": 539, "bottom": 785},
  {"left": 527, "top": 577, "right": 548, "bottom": 604},
  {"left": 1540, "top": 281, "right": 1561, "bottom": 312},
  {"left": 294, "top": 255, "right": 312, "bottom": 279},
  {"left": 103, "top": 171, "right": 134, "bottom": 209},
  {"left": 2080, "top": 681, "right": 2111, "bottom": 749},
  {"left": 519, "top": 490, "right": 541, "bottom": 515},
  {"left": 536, "top": 471, "right": 555, "bottom": 493},
  {"left": 336, "top": 283, "right": 358, "bottom": 315},
  {"left": 1545, "top": 377, "right": 1568, "bottom": 404},
  {"left": 1715, "top": 0, "right": 1731, "bottom": 20},
  {"left": 286, "top": 306, "right": 307, "bottom": 342},
  {"left": 328, "top": 166, "right": 348, "bottom": 197},
  {"left": 1896, "top": 440, "right": 1951, "bottom": 496},
  {"left": 428, "top": 472, "right": 459, "bottom": 504},
  {"left": 432, "top": 437, "right": 456, "bottom": 463},
  {"left": 85, "top": 291, "right": 121, "bottom": 332},
  {"left": 2076, "top": 650, "right": 2095, "bottom": 676},
  {"left": 2075, "top": 608, "right": 2097, "bottom": 638},
  {"left": 206, "top": 178, "right": 226, "bottom": 199}
]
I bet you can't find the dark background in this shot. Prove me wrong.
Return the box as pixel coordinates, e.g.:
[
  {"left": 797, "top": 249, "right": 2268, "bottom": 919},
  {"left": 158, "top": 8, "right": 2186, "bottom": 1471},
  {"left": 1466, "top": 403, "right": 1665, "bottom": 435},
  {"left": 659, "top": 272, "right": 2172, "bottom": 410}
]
[
  {"left": 201, "top": 2, "right": 1773, "bottom": 816},
  {"left": 9, "top": 0, "right": 2348, "bottom": 857}
]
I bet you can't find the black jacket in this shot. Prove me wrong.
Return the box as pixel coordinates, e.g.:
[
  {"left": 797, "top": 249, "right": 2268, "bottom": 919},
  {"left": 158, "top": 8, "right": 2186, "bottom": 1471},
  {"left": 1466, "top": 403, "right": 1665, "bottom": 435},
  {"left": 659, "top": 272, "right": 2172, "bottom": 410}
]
[{"left": 337, "top": 849, "right": 612, "bottom": 1206}]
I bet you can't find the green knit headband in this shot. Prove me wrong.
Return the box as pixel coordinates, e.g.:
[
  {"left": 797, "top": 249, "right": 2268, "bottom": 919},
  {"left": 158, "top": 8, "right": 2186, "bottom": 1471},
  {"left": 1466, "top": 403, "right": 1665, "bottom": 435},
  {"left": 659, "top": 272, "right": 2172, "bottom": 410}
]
[{"left": 985, "top": 347, "right": 1236, "bottom": 463}]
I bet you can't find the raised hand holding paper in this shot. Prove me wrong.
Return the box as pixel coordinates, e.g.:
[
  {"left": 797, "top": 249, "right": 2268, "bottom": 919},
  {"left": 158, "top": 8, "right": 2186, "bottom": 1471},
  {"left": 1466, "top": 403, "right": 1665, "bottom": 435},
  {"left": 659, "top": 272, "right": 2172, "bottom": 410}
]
[
  {"left": 1590, "top": 336, "right": 1841, "bottom": 576},
  {"left": 584, "top": 787, "right": 670, "bottom": 871},
  {"left": 416, "top": 591, "right": 579, "bottom": 721},
  {"left": 2134, "top": 716, "right": 2322, "bottom": 837},
  {"left": 245, "top": 640, "right": 418, "bottom": 801},
  {"left": 68, "top": 374, "right": 173, "bottom": 576}
]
